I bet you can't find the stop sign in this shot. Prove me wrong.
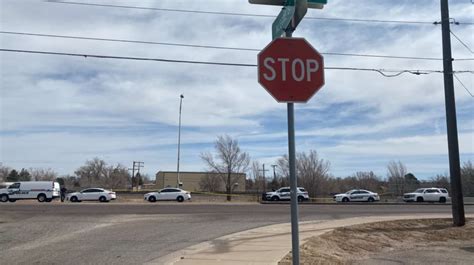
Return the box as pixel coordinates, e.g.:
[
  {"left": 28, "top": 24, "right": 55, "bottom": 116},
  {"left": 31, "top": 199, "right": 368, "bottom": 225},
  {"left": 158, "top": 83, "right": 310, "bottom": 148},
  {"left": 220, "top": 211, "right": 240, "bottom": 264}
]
[{"left": 258, "top": 38, "right": 325, "bottom": 103}]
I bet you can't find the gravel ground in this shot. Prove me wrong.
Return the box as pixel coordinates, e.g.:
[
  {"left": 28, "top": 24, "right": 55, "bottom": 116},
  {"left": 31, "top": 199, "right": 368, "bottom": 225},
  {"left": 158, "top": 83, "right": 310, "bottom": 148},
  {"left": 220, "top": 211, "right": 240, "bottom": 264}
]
[{"left": 279, "top": 218, "right": 474, "bottom": 265}]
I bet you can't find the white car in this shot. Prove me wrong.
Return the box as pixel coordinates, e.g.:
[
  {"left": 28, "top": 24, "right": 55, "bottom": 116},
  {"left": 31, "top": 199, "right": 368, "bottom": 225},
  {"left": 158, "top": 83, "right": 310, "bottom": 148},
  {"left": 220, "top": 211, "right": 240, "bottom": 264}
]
[
  {"left": 144, "top": 188, "right": 191, "bottom": 202},
  {"left": 334, "top": 189, "right": 380, "bottom": 203},
  {"left": 403, "top": 188, "right": 449, "bottom": 203},
  {"left": 265, "top": 187, "right": 309, "bottom": 202},
  {"left": 66, "top": 188, "right": 116, "bottom": 202}
]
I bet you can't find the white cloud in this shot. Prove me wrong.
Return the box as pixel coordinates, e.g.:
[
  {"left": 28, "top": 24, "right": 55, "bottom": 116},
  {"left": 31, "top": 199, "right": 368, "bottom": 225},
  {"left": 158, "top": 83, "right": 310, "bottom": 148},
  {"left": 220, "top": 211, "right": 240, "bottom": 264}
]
[{"left": 1, "top": 0, "right": 473, "bottom": 178}]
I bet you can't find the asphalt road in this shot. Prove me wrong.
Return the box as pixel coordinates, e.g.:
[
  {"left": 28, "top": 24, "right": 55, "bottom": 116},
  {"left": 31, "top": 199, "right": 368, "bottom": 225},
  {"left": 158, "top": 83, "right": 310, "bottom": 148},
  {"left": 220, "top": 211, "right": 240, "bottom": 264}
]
[{"left": 1, "top": 202, "right": 473, "bottom": 264}]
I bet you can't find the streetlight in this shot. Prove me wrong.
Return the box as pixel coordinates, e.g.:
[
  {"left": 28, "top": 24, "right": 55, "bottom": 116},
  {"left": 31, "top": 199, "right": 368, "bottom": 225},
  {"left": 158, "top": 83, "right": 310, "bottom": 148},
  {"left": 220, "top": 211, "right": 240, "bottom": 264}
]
[{"left": 176, "top": 94, "right": 184, "bottom": 188}]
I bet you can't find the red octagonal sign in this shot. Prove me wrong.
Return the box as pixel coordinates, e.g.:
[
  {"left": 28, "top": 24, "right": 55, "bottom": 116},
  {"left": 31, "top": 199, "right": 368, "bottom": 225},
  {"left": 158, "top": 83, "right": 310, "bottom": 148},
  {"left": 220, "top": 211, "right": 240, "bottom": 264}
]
[{"left": 258, "top": 38, "right": 325, "bottom": 103}]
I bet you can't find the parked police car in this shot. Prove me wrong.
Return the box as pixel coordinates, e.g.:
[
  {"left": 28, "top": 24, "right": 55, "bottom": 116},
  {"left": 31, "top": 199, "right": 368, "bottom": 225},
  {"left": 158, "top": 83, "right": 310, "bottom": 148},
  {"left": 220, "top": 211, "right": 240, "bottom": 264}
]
[
  {"left": 333, "top": 189, "right": 380, "bottom": 203},
  {"left": 403, "top": 188, "right": 449, "bottom": 203},
  {"left": 0, "top": 181, "right": 60, "bottom": 202},
  {"left": 264, "top": 187, "right": 309, "bottom": 202}
]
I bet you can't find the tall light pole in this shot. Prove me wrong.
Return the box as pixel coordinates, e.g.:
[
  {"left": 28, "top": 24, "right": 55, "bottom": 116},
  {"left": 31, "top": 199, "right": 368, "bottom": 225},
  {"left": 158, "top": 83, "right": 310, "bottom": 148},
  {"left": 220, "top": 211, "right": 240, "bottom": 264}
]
[{"left": 176, "top": 94, "right": 184, "bottom": 188}]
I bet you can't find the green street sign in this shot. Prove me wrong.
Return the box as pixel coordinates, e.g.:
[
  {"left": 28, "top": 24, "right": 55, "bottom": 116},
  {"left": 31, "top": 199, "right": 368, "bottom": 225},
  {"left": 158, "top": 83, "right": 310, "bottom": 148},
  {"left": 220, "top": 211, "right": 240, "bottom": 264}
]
[
  {"left": 294, "top": 0, "right": 308, "bottom": 28},
  {"left": 249, "top": 0, "right": 326, "bottom": 7},
  {"left": 249, "top": 0, "right": 294, "bottom": 6},
  {"left": 272, "top": 5, "right": 295, "bottom": 39},
  {"left": 308, "top": 0, "right": 326, "bottom": 9}
]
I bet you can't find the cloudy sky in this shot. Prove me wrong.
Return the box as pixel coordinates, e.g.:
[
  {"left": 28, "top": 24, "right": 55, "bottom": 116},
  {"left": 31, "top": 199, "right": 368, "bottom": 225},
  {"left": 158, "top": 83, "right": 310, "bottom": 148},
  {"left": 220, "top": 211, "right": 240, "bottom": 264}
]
[{"left": 1, "top": 0, "right": 473, "bottom": 180}]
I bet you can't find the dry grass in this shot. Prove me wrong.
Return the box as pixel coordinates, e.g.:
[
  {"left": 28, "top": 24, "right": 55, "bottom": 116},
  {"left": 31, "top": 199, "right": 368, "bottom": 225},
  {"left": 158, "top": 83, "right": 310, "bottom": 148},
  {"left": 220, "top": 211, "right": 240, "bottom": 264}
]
[{"left": 279, "top": 218, "right": 474, "bottom": 265}]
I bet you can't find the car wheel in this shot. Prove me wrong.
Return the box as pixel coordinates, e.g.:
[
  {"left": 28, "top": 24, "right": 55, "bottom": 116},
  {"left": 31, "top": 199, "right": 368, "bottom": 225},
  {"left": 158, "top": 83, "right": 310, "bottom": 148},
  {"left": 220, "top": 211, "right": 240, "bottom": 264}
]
[
  {"left": 99, "top": 196, "right": 107, "bottom": 202},
  {"left": 271, "top": 196, "right": 279, "bottom": 201},
  {"left": 342, "top": 197, "right": 349, "bottom": 203},
  {"left": 368, "top": 197, "right": 375, "bottom": 202},
  {"left": 9, "top": 199, "right": 16, "bottom": 203},
  {"left": 416, "top": 197, "right": 424, "bottom": 203},
  {"left": 37, "top": 194, "right": 47, "bottom": 202},
  {"left": 0, "top": 194, "right": 8, "bottom": 203},
  {"left": 297, "top": 196, "right": 304, "bottom": 202},
  {"left": 148, "top": 196, "right": 156, "bottom": 202},
  {"left": 177, "top": 196, "right": 184, "bottom": 203},
  {"left": 71, "top": 196, "right": 79, "bottom": 202},
  {"left": 439, "top": 197, "right": 447, "bottom": 203}
]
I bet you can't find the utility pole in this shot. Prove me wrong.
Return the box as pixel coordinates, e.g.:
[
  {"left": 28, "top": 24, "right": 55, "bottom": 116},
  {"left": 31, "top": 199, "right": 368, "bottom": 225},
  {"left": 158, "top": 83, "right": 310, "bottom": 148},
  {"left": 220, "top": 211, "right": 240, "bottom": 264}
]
[
  {"left": 259, "top": 164, "right": 269, "bottom": 192},
  {"left": 130, "top": 161, "right": 144, "bottom": 190},
  {"left": 128, "top": 163, "right": 135, "bottom": 190},
  {"left": 135, "top": 161, "right": 144, "bottom": 174},
  {"left": 440, "top": 0, "right": 465, "bottom": 226},
  {"left": 271, "top": 164, "right": 278, "bottom": 188}
]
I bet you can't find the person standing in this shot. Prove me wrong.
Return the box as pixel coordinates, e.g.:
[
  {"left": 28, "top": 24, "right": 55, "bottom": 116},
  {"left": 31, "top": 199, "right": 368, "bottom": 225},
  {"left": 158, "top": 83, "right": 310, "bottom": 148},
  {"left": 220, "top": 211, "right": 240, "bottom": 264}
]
[{"left": 60, "top": 187, "right": 67, "bottom": 202}]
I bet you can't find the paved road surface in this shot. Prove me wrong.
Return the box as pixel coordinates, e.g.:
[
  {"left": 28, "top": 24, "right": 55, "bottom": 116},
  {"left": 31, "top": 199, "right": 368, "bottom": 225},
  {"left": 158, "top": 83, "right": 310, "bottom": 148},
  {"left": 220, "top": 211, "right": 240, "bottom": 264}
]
[{"left": 1, "top": 203, "right": 472, "bottom": 264}]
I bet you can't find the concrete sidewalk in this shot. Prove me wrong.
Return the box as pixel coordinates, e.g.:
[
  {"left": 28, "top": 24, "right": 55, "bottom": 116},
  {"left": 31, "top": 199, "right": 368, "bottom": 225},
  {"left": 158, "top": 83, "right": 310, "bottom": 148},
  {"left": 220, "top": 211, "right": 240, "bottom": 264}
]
[{"left": 151, "top": 214, "right": 472, "bottom": 265}]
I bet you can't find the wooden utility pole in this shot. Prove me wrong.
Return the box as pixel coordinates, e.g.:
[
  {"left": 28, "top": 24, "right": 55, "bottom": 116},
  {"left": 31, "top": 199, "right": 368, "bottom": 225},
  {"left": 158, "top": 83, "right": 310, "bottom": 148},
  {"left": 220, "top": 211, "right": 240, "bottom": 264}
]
[{"left": 440, "top": 0, "right": 465, "bottom": 226}]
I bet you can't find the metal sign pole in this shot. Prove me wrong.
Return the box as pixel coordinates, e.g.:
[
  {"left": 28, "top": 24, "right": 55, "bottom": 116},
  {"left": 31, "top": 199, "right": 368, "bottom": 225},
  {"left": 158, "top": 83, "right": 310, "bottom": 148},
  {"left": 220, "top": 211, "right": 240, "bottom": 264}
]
[{"left": 285, "top": 28, "right": 300, "bottom": 265}]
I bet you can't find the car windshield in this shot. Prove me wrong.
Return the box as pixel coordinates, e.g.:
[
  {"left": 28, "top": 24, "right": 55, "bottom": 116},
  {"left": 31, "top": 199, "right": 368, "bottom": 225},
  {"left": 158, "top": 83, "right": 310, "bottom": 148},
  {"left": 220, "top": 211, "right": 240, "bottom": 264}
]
[
  {"left": 414, "top": 189, "right": 425, "bottom": 193},
  {"left": 346, "top": 190, "right": 356, "bottom": 194}
]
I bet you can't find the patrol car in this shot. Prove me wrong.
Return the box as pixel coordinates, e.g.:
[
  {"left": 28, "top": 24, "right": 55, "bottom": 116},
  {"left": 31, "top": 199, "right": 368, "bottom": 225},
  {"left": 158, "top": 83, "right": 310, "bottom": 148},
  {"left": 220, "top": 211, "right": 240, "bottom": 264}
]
[
  {"left": 0, "top": 181, "right": 61, "bottom": 202},
  {"left": 264, "top": 187, "right": 309, "bottom": 202},
  {"left": 333, "top": 189, "right": 380, "bottom": 203}
]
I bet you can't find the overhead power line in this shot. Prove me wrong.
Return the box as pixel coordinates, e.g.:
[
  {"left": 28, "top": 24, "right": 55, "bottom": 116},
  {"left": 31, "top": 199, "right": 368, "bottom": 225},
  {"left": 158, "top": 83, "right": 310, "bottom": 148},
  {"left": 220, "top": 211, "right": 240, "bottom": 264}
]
[
  {"left": 2, "top": 48, "right": 472, "bottom": 77},
  {"left": 44, "top": 0, "right": 474, "bottom": 25},
  {"left": 450, "top": 30, "right": 474, "bottom": 54},
  {"left": 453, "top": 74, "right": 474, "bottom": 97},
  {"left": 2, "top": 31, "right": 473, "bottom": 62}
]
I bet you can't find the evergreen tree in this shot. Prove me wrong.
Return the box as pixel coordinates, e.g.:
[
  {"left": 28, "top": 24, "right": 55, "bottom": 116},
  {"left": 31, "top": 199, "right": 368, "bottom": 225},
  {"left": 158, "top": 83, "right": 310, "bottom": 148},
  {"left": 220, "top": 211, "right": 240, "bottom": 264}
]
[
  {"left": 18, "top": 168, "right": 31, "bottom": 181},
  {"left": 6, "top": 169, "right": 19, "bottom": 182}
]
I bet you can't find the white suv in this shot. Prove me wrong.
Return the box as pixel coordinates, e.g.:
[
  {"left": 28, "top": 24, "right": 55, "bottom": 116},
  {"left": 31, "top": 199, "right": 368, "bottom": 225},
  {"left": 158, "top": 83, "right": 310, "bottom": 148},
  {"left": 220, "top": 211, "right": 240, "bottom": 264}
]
[
  {"left": 265, "top": 187, "right": 309, "bottom": 202},
  {"left": 403, "top": 188, "right": 449, "bottom": 203}
]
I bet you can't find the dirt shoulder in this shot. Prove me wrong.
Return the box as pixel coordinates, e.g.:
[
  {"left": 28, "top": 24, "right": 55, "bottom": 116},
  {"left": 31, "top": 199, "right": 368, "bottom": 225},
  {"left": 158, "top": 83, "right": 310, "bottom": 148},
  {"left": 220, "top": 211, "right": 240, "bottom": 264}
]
[{"left": 279, "top": 218, "right": 474, "bottom": 265}]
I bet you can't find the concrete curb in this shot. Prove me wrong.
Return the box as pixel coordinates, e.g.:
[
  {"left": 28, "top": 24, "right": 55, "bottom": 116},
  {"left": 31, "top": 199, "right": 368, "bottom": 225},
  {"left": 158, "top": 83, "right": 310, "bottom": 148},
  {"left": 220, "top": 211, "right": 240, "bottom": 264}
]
[
  {"left": 260, "top": 201, "right": 474, "bottom": 206},
  {"left": 149, "top": 214, "right": 474, "bottom": 265}
]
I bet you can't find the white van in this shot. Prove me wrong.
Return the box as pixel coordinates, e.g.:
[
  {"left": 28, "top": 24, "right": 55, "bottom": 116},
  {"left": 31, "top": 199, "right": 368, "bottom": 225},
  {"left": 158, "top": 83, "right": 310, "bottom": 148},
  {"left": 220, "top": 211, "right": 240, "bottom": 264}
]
[{"left": 0, "top": 181, "right": 60, "bottom": 203}]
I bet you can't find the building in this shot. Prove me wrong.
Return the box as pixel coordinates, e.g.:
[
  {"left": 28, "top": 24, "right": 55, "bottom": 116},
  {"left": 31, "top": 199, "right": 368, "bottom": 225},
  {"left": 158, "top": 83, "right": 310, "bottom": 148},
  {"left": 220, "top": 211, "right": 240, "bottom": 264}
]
[{"left": 155, "top": 171, "right": 246, "bottom": 192}]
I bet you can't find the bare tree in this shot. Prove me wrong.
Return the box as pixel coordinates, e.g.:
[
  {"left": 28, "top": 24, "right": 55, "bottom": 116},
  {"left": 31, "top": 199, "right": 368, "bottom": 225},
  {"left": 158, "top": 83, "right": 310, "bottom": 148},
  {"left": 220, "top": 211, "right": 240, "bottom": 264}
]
[
  {"left": 103, "top": 164, "right": 130, "bottom": 189},
  {"left": 199, "top": 173, "right": 222, "bottom": 192},
  {"left": 58, "top": 175, "right": 81, "bottom": 190},
  {"left": 386, "top": 160, "right": 408, "bottom": 196},
  {"left": 0, "top": 164, "right": 11, "bottom": 182},
  {"left": 200, "top": 135, "right": 250, "bottom": 201},
  {"left": 428, "top": 174, "right": 450, "bottom": 190},
  {"left": 276, "top": 155, "right": 290, "bottom": 187},
  {"left": 74, "top": 158, "right": 108, "bottom": 187},
  {"left": 353, "top": 171, "right": 382, "bottom": 192},
  {"left": 461, "top": 161, "right": 474, "bottom": 196},
  {"left": 296, "top": 150, "right": 330, "bottom": 197},
  {"left": 29, "top": 168, "right": 58, "bottom": 181},
  {"left": 250, "top": 160, "right": 263, "bottom": 193}
]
